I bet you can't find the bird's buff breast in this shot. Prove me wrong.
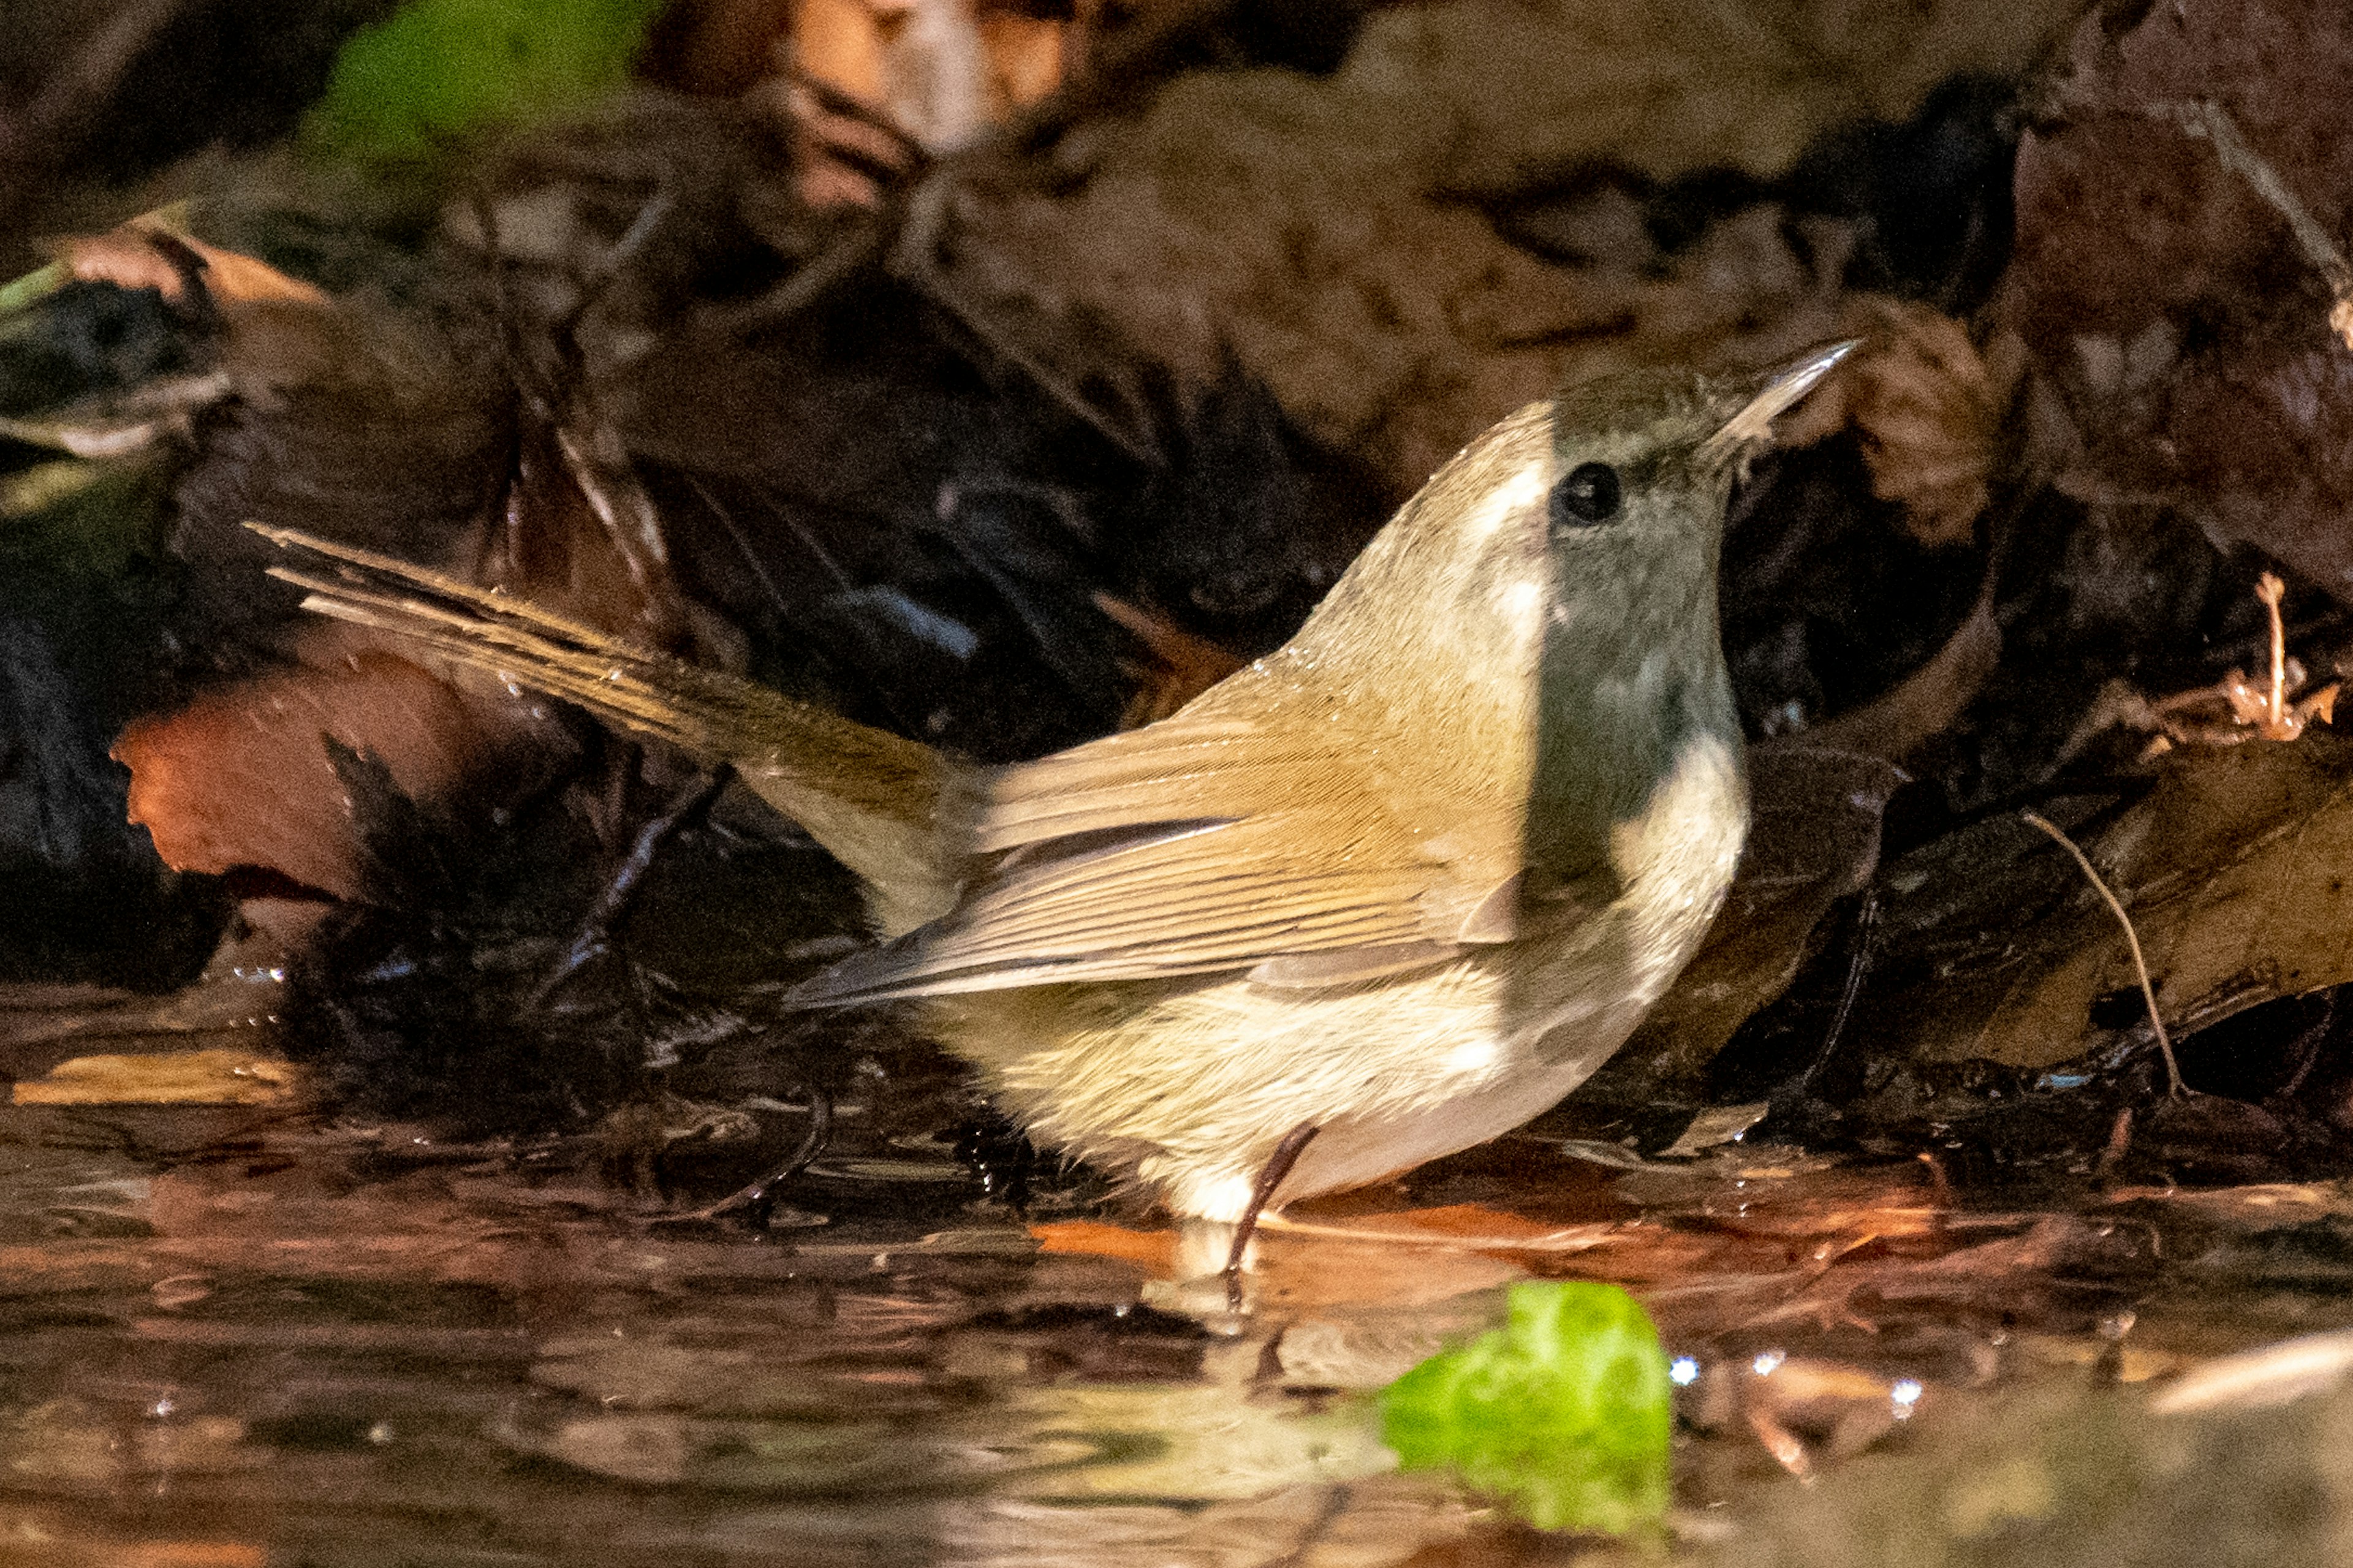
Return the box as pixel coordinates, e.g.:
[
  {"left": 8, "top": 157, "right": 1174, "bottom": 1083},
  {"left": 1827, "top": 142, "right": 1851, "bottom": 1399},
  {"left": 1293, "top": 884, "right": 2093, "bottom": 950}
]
[{"left": 930, "top": 735, "right": 1747, "bottom": 1223}]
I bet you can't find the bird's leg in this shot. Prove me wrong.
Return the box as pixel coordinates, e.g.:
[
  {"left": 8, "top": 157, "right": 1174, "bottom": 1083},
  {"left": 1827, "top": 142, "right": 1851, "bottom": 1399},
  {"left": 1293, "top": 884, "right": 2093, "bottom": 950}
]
[
  {"left": 1225, "top": 1121, "right": 1320, "bottom": 1312},
  {"left": 534, "top": 763, "right": 735, "bottom": 1009}
]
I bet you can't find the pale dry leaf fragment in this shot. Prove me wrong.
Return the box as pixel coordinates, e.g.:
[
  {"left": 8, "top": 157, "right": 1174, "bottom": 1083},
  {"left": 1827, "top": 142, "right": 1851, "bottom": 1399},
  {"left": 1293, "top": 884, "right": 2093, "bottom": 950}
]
[
  {"left": 869, "top": 0, "right": 993, "bottom": 150},
  {"left": 794, "top": 0, "right": 998, "bottom": 152},
  {"left": 1781, "top": 303, "right": 2022, "bottom": 546},
  {"left": 57, "top": 221, "right": 328, "bottom": 308},
  {"left": 12, "top": 1049, "right": 301, "bottom": 1107}
]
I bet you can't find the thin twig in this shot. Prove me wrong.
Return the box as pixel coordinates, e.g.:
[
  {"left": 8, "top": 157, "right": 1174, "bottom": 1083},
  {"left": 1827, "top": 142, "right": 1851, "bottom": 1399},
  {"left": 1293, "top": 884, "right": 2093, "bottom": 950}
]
[
  {"left": 2019, "top": 809, "right": 2184, "bottom": 1096},
  {"left": 665, "top": 1086, "right": 836, "bottom": 1227},
  {"left": 2274, "top": 993, "right": 2336, "bottom": 1102},
  {"left": 533, "top": 763, "right": 735, "bottom": 1009},
  {"left": 549, "top": 185, "right": 678, "bottom": 347},
  {"left": 1794, "top": 888, "right": 1879, "bottom": 1094},
  {"left": 2257, "top": 572, "right": 2289, "bottom": 727}
]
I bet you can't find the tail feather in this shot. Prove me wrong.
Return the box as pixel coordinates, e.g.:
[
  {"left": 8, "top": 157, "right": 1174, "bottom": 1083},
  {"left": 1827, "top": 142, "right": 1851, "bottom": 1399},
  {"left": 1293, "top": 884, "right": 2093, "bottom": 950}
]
[{"left": 254, "top": 525, "right": 954, "bottom": 932}]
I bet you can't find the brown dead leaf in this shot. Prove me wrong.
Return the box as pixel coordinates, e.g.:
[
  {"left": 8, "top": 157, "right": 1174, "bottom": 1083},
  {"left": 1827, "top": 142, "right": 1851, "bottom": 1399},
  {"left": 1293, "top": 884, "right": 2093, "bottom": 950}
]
[
  {"left": 918, "top": 0, "right": 2080, "bottom": 493},
  {"left": 112, "top": 633, "right": 567, "bottom": 901},
  {"left": 12, "top": 1048, "right": 300, "bottom": 1107},
  {"left": 2003, "top": 0, "right": 2353, "bottom": 601},
  {"left": 1352, "top": 0, "right": 2083, "bottom": 191},
  {"left": 795, "top": 0, "right": 890, "bottom": 111},
  {"left": 114, "top": 653, "right": 476, "bottom": 899},
  {"left": 947, "top": 105, "right": 1848, "bottom": 492},
  {"left": 1843, "top": 734, "right": 2353, "bottom": 1072},
  {"left": 1783, "top": 305, "right": 2023, "bottom": 547},
  {"left": 977, "top": 9, "right": 1067, "bottom": 111}
]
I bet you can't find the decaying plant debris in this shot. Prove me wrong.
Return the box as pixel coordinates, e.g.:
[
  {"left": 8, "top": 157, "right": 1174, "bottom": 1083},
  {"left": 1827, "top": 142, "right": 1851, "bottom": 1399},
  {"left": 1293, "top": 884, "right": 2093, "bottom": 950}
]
[
  {"left": 5, "top": 0, "right": 2353, "bottom": 1550},
  {"left": 1, "top": 0, "right": 2351, "bottom": 1205},
  {"left": 0, "top": 9, "right": 2338, "bottom": 1132}
]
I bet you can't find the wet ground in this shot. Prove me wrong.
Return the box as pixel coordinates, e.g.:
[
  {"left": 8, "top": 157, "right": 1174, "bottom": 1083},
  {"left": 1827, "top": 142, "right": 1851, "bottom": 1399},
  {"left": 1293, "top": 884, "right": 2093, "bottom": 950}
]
[{"left": 7, "top": 1052, "right": 2353, "bottom": 1568}]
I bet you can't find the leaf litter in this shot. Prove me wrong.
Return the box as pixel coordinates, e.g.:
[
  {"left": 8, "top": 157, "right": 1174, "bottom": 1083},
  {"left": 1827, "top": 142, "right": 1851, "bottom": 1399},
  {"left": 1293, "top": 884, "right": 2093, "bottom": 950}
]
[{"left": 2, "top": 0, "right": 2353, "bottom": 1559}]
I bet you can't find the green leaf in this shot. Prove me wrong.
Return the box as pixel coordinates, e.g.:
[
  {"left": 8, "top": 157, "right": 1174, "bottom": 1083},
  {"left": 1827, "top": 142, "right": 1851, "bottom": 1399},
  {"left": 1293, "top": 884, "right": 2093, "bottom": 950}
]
[
  {"left": 0, "top": 262, "right": 65, "bottom": 320},
  {"left": 303, "top": 0, "right": 669, "bottom": 166},
  {"left": 0, "top": 455, "right": 175, "bottom": 580},
  {"left": 1379, "top": 1280, "right": 1672, "bottom": 1534}
]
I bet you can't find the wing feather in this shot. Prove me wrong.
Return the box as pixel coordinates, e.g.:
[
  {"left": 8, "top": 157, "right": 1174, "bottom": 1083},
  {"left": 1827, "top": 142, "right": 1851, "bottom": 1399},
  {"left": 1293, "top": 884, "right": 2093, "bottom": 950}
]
[
  {"left": 792, "top": 655, "right": 1542, "bottom": 1006},
  {"left": 791, "top": 811, "right": 1436, "bottom": 1002}
]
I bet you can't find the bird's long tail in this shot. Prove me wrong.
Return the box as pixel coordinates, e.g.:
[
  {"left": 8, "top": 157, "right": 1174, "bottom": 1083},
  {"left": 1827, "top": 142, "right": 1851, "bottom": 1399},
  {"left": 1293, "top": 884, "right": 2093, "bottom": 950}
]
[{"left": 256, "top": 525, "right": 954, "bottom": 933}]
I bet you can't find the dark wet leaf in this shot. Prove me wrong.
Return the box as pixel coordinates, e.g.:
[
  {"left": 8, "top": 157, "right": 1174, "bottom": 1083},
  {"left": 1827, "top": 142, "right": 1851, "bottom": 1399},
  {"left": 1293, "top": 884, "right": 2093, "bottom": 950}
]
[
  {"left": 1621, "top": 743, "right": 1903, "bottom": 1081},
  {"left": 1849, "top": 736, "right": 2353, "bottom": 1077},
  {"left": 2004, "top": 0, "right": 2353, "bottom": 600}
]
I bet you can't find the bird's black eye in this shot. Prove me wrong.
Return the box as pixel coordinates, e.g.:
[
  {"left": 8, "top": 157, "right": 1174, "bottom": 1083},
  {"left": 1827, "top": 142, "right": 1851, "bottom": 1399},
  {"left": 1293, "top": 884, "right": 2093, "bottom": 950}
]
[{"left": 1550, "top": 461, "right": 1622, "bottom": 528}]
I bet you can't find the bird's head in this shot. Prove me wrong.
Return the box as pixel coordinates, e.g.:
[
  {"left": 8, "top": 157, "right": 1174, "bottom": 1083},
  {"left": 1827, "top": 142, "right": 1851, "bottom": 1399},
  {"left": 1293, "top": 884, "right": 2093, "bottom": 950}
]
[{"left": 1306, "top": 341, "right": 1854, "bottom": 685}]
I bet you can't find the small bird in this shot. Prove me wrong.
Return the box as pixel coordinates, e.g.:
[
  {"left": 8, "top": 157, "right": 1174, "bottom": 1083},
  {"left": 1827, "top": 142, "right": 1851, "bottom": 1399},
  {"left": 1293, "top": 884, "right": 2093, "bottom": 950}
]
[{"left": 263, "top": 343, "right": 1851, "bottom": 1237}]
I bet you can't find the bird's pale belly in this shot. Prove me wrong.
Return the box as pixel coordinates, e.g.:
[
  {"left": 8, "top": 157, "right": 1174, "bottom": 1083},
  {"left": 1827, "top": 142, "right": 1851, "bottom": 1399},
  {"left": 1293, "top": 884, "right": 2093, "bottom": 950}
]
[
  {"left": 932, "top": 907, "right": 1688, "bottom": 1223},
  {"left": 930, "top": 732, "right": 1746, "bottom": 1222}
]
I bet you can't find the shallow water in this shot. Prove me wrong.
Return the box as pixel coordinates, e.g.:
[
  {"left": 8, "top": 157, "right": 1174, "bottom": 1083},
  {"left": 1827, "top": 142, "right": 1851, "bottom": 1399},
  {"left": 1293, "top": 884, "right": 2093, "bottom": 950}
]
[{"left": 4, "top": 1072, "right": 2353, "bottom": 1567}]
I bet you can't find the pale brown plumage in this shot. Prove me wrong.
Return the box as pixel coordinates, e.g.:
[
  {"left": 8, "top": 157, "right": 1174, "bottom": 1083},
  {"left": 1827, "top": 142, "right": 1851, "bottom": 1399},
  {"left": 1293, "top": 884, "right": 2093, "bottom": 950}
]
[{"left": 259, "top": 343, "right": 1850, "bottom": 1225}]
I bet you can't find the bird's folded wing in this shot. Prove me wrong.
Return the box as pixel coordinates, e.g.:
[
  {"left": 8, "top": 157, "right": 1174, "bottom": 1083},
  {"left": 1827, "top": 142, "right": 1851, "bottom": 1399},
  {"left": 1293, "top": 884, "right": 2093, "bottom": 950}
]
[{"left": 790, "top": 702, "right": 1525, "bottom": 1005}]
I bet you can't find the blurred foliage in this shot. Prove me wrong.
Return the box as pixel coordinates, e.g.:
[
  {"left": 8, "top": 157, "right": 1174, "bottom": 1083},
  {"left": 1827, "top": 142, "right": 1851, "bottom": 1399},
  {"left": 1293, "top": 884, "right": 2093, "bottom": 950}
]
[{"left": 303, "top": 0, "right": 668, "bottom": 165}]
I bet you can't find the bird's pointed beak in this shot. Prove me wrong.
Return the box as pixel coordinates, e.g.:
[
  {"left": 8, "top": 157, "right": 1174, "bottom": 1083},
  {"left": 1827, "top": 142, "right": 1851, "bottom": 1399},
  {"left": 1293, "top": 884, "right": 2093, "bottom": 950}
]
[{"left": 1699, "top": 339, "right": 1859, "bottom": 463}]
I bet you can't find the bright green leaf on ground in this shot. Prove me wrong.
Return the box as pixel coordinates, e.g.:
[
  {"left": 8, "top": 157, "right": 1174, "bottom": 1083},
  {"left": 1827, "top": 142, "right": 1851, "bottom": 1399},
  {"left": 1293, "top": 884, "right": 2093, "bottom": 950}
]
[
  {"left": 1380, "top": 1280, "right": 1672, "bottom": 1534},
  {"left": 304, "top": 0, "right": 667, "bottom": 165}
]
